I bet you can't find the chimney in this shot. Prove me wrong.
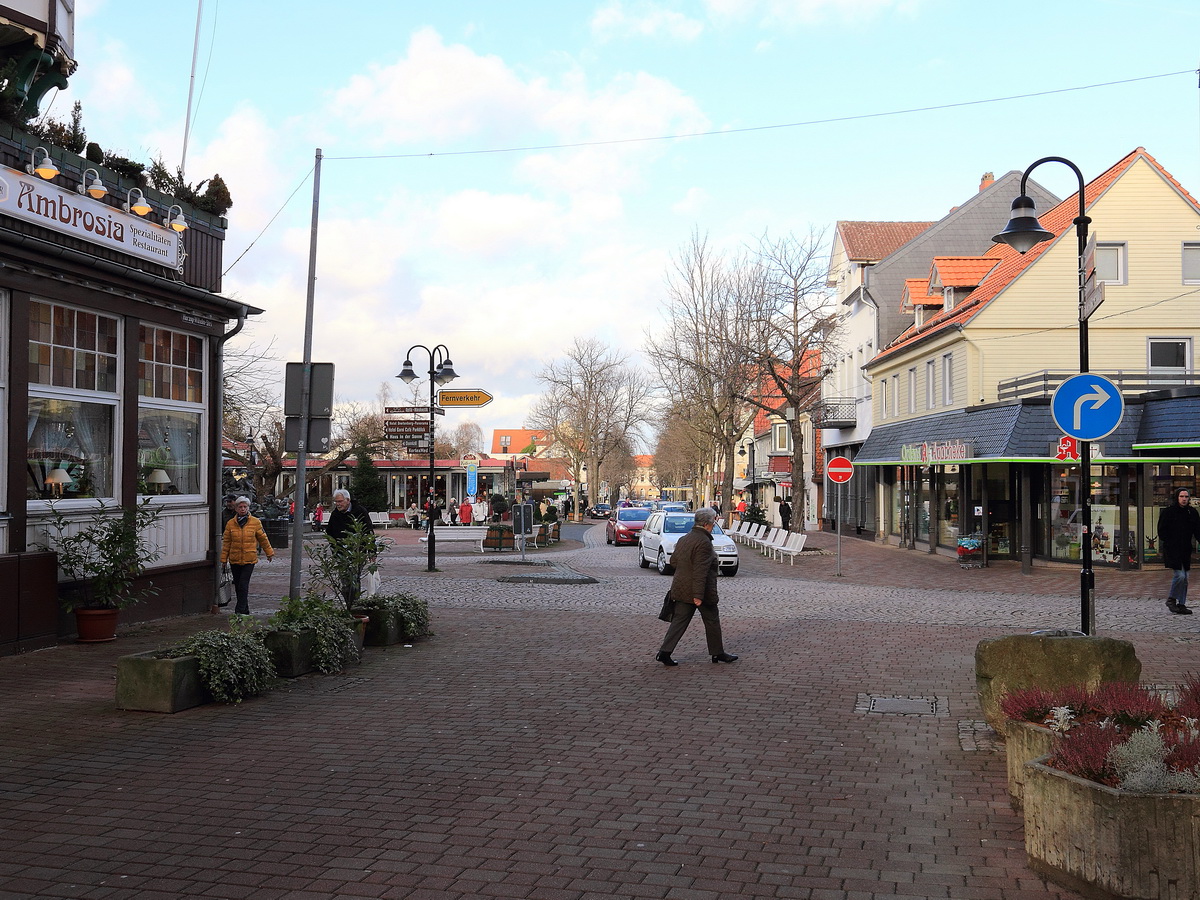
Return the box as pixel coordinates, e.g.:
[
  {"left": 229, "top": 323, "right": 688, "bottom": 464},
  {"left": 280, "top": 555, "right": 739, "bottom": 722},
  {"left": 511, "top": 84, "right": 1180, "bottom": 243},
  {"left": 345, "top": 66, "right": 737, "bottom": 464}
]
[{"left": 979, "top": 171, "right": 995, "bottom": 192}]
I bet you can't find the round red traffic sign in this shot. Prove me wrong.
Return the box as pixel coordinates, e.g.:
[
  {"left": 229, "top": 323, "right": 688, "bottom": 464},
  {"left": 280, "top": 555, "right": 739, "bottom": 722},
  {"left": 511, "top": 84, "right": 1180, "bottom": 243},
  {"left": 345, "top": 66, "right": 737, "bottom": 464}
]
[{"left": 827, "top": 456, "right": 854, "bottom": 483}]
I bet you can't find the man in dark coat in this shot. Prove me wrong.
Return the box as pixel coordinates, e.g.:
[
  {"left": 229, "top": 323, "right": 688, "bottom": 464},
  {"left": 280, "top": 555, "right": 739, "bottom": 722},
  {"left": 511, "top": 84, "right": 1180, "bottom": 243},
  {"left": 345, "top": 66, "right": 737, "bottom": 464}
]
[
  {"left": 1158, "top": 487, "right": 1200, "bottom": 615},
  {"left": 655, "top": 507, "right": 738, "bottom": 666},
  {"left": 325, "top": 489, "right": 376, "bottom": 604}
]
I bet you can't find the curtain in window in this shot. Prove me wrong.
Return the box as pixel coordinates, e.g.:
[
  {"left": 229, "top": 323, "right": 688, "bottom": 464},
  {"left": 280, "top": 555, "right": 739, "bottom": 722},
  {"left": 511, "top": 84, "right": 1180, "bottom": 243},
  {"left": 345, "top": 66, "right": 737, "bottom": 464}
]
[
  {"left": 137, "top": 408, "right": 202, "bottom": 494},
  {"left": 27, "top": 397, "right": 114, "bottom": 499}
]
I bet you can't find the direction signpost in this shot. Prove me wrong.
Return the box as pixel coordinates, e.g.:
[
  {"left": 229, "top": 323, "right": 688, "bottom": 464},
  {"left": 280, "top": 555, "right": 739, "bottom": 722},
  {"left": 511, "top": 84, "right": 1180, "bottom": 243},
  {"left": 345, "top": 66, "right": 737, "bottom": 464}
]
[
  {"left": 438, "top": 389, "right": 493, "bottom": 408},
  {"left": 827, "top": 456, "right": 854, "bottom": 577}
]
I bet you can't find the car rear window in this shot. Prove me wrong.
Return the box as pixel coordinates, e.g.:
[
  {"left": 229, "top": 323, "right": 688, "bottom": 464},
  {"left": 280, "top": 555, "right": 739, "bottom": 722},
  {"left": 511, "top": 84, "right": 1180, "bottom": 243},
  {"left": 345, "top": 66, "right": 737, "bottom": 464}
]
[
  {"left": 619, "top": 508, "right": 651, "bottom": 522},
  {"left": 663, "top": 517, "right": 692, "bottom": 533}
]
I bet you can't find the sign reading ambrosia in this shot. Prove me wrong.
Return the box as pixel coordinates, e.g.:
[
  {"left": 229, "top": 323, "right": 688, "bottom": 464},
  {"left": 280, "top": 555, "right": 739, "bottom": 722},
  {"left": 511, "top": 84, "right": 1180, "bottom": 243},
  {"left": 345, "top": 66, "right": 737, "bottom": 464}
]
[
  {"left": 0, "top": 165, "right": 183, "bottom": 270},
  {"left": 900, "top": 439, "right": 973, "bottom": 463}
]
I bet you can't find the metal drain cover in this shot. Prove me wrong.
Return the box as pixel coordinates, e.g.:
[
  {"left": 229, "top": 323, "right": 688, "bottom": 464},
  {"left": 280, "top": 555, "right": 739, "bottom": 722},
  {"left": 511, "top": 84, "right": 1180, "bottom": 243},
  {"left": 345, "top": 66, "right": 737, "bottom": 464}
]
[{"left": 856, "top": 693, "right": 948, "bottom": 716}]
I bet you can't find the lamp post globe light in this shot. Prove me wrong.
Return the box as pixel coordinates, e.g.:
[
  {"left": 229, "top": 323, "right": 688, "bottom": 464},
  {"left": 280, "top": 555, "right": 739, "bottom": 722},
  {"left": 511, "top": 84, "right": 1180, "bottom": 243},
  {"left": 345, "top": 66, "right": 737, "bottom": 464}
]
[
  {"left": 738, "top": 439, "right": 756, "bottom": 509},
  {"left": 398, "top": 344, "right": 458, "bottom": 572},
  {"left": 992, "top": 156, "right": 1095, "bottom": 634}
]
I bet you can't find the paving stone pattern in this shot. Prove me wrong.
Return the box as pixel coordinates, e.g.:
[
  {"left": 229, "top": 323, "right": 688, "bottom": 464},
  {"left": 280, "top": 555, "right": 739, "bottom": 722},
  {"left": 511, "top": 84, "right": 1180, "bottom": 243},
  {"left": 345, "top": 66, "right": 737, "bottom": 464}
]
[{"left": 2, "top": 524, "right": 1196, "bottom": 899}]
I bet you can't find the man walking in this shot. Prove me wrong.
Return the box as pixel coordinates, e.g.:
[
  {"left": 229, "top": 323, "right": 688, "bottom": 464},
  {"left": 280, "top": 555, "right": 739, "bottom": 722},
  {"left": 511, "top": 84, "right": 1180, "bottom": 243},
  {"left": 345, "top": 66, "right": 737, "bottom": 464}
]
[
  {"left": 1158, "top": 487, "right": 1200, "bottom": 615},
  {"left": 655, "top": 506, "right": 738, "bottom": 666}
]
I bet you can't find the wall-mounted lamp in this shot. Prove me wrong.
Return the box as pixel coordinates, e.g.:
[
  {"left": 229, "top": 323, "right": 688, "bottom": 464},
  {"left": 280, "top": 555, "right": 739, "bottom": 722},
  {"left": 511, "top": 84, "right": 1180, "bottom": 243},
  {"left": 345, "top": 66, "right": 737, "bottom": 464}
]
[
  {"left": 27, "top": 146, "right": 59, "bottom": 180},
  {"left": 45, "top": 467, "right": 72, "bottom": 496},
  {"left": 164, "top": 204, "right": 188, "bottom": 232},
  {"left": 124, "top": 187, "right": 152, "bottom": 216},
  {"left": 76, "top": 167, "right": 107, "bottom": 199}
]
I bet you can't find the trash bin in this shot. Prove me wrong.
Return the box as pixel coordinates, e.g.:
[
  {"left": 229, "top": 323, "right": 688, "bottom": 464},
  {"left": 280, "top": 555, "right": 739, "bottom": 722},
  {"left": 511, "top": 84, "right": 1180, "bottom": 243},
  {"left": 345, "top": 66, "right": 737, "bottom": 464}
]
[{"left": 263, "top": 519, "right": 289, "bottom": 549}]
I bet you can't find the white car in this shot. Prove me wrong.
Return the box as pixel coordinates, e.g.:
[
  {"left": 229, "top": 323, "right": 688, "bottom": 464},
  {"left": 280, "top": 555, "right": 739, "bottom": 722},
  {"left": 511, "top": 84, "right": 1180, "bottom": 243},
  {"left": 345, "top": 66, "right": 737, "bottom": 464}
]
[{"left": 637, "top": 512, "right": 739, "bottom": 576}]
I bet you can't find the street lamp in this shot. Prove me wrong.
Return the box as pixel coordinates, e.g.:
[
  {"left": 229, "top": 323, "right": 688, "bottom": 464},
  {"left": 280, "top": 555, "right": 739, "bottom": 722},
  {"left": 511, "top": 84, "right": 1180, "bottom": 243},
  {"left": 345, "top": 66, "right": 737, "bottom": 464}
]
[
  {"left": 398, "top": 344, "right": 458, "bottom": 572},
  {"left": 738, "top": 439, "right": 756, "bottom": 509},
  {"left": 992, "top": 155, "right": 1095, "bottom": 634}
]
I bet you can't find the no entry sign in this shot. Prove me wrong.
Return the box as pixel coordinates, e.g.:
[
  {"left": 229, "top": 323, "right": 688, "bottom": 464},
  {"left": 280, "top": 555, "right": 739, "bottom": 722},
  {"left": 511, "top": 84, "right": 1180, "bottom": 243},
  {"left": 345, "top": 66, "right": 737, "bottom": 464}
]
[{"left": 827, "top": 456, "right": 854, "bottom": 483}]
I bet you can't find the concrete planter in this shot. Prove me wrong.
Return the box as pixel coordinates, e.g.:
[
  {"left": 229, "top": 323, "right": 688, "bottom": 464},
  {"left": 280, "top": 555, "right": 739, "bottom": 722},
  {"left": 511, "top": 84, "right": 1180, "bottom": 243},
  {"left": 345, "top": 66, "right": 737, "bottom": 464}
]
[
  {"left": 263, "top": 629, "right": 317, "bottom": 678},
  {"left": 1023, "top": 756, "right": 1200, "bottom": 899},
  {"left": 1003, "top": 720, "right": 1057, "bottom": 810},
  {"left": 115, "top": 650, "right": 211, "bottom": 713},
  {"left": 351, "top": 609, "right": 401, "bottom": 646}
]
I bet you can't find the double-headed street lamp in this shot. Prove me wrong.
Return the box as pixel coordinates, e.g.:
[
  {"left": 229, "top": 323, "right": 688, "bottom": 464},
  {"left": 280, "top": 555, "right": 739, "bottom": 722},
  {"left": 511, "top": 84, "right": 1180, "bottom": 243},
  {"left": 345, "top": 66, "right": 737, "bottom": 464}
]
[
  {"left": 398, "top": 344, "right": 458, "bottom": 572},
  {"left": 992, "top": 155, "right": 1096, "bottom": 634}
]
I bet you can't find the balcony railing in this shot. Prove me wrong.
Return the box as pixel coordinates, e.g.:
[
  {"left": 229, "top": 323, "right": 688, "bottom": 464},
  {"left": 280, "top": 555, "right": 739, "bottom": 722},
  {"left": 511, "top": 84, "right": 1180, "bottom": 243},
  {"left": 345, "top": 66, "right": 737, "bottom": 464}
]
[
  {"left": 997, "top": 369, "right": 1198, "bottom": 402},
  {"left": 811, "top": 397, "right": 858, "bottom": 429}
]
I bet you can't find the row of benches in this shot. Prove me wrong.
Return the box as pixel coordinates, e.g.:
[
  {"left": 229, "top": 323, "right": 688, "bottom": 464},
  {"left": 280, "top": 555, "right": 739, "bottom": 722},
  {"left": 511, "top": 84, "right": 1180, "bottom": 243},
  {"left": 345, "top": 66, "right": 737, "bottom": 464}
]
[
  {"left": 418, "top": 523, "right": 561, "bottom": 552},
  {"left": 728, "top": 522, "right": 808, "bottom": 564}
]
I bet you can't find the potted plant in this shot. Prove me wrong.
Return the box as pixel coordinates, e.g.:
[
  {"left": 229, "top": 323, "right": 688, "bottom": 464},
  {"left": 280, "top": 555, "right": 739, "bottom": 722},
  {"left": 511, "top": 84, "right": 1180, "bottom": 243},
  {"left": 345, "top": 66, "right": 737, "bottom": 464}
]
[
  {"left": 482, "top": 523, "right": 515, "bottom": 551},
  {"left": 116, "top": 616, "right": 274, "bottom": 712},
  {"left": 265, "top": 591, "right": 360, "bottom": 676},
  {"left": 40, "top": 499, "right": 164, "bottom": 642},
  {"left": 350, "top": 591, "right": 432, "bottom": 646},
  {"left": 1005, "top": 678, "right": 1200, "bottom": 898},
  {"left": 305, "top": 518, "right": 390, "bottom": 611}
]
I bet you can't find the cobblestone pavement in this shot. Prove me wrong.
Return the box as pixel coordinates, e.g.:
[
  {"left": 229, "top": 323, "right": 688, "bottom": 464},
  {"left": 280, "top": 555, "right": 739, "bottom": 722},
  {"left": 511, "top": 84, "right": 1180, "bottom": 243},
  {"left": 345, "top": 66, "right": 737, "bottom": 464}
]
[{"left": 2, "top": 523, "right": 1195, "bottom": 899}]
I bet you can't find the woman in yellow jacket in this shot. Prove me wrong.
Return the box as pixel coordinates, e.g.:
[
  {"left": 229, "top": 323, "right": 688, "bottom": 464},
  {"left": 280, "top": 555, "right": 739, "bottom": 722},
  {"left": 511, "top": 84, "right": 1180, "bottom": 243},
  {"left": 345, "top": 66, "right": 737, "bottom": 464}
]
[{"left": 221, "top": 496, "right": 274, "bottom": 614}]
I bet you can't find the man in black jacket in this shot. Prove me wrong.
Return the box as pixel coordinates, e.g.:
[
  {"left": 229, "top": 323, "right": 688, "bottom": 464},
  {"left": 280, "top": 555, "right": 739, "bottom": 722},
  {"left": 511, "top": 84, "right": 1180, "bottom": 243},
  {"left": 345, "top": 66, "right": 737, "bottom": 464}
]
[
  {"left": 655, "top": 507, "right": 738, "bottom": 666},
  {"left": 1158, "top": 487, "right": 1200, "bottom": 615}
]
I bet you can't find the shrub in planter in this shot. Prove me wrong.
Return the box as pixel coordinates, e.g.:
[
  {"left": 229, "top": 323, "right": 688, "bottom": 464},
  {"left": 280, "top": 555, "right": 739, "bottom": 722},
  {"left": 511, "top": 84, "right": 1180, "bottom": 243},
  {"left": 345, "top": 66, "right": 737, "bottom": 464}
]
[
  {"left": 351, "top": 591, "right": 431, "bottom": 644},
  {"left": 169, "top": 616, "right": 274, "bottom": 704},
  {"left": 268, "top": 592, "right": 359, "bottom": 675},
  {"left": 305, "top": 518, "right": 390, "bottom": 610}
]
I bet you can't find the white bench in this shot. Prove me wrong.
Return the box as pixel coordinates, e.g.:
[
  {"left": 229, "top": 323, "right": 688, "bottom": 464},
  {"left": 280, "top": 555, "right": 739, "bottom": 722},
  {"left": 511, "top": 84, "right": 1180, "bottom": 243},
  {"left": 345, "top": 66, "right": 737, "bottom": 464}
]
[
  {"left": 774, "top": 533, "right": 808, "bottom": 564},
  {"left": 369, "top": 512, "right": 394, "bottom": 529},
  {"left": 419, "top": 525, "right": 494, "bottom": 551}
]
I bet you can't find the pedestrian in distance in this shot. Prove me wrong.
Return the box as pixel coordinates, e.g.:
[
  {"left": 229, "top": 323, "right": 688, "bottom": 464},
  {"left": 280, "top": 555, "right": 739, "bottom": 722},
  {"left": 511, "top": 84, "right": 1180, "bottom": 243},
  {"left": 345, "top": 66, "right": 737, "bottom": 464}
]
[
  {"left": 448, "top": 497, "right": 459, "bottom": 525},
  {"left": 325, "top": 488, "right": 377, "bottom": 604},
  {"left": 458, "top": 496, "right": 473, "bottom": 527},
  {"left": 655, "top": 506, "right": 738, "bottom": 667},
  {"left": 1158, "top": 487, "right": 1200, "bottom": 615},
  {"left": 221, "top": 493, "right": 238, "bottom": 528},
  {"left": 779, "top": 495, "right": 792, "bottom": 532},
  {"left": 220, "top": 496, "right": 274, "bottom": 614}
]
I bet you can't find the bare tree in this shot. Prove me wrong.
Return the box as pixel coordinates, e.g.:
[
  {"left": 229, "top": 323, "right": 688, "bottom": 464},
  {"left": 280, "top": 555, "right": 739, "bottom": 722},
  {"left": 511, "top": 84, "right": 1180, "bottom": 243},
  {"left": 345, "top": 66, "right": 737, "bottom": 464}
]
[
  {"left": 645, "top": 233, "right": 758, "bottom": 516},
  {"left": 652, "top": 409, "right": 711, "bottom": 503},
  {"left": 526, "top": 337, "right": 655, "bottom": 517},
  {"left": 448, "top": 422, "right": 485, "bottom": 457}
]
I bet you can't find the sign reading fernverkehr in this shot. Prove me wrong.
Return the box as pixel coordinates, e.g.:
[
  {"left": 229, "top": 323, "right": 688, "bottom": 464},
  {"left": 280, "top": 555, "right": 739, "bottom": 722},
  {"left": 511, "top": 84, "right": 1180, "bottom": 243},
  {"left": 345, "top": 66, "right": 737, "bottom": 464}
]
[{"left": 0, "top": 165, "right": 184, "bottom": 270}]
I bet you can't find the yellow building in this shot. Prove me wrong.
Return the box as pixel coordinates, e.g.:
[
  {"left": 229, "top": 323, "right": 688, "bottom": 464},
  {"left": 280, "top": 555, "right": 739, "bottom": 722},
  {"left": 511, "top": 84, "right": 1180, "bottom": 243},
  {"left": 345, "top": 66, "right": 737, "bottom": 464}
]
[{"left": 858, "top": 148, "right": 1200, "bottom": 569}]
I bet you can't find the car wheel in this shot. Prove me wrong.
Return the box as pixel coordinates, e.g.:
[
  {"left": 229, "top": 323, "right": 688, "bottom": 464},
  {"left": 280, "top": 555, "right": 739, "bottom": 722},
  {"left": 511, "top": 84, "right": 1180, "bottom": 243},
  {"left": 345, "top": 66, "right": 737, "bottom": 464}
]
[
  {"left": 720, "top": 565, "right": 739, "bottom": 577},
  {"left": 638, "top": 546, "right": 650, "bottom": 568},
  {"left": 657, "top": 550, "right": 674, "bottom": 575}
]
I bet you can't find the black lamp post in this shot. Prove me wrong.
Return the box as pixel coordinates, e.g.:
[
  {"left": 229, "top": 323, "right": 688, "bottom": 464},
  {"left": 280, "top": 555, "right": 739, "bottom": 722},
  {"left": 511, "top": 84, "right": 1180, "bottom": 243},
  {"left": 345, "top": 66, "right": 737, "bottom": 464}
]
[
  {"left": 992, "top": 156, "right": 1095, "bottom": 634},
  {"left": 397, "top": 344, "right": 458, "bottom": 572},
  {"left": 738, "top": 439, "right": 756, "bottom": 509}
]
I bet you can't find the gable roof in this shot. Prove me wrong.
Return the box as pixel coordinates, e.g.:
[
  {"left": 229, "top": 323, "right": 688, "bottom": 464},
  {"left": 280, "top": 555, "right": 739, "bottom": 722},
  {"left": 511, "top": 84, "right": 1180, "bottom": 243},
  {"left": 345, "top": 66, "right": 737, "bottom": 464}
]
[
  {"left": 491, "top": 428, "right": 548, "bottom": 454},
  {"left": 869, "top": 148, "right": 1200, "bottom": 366},
  {"left": 836, "top": 221, "right": 934, "bottom": 262},
  {"left": 901, "top": 278, "right": 942, "bottom": 311}
]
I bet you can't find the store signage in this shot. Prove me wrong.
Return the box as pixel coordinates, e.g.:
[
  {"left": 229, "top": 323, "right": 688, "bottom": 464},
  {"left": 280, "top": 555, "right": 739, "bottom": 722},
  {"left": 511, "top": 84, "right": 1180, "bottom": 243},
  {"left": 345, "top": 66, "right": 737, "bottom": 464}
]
[
  {"left": 900, "top": 440, "right": 973, "bottom": 463},
  {"left": 0, "top": 165, "right": 184, "bottom": 269}
]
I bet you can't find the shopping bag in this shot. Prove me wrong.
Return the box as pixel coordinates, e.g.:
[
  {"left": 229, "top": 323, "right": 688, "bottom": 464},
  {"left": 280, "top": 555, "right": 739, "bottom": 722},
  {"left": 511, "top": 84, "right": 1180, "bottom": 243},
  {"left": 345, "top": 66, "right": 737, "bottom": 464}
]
[
  {"left": 658, "top": 591, "right": 674, "bottom": 622},
  {"left": 363, "top": 569, "right": 381, "bottom": 598},
  {"left": 217, "top": 564, "right": 235, "bottom": 607}
]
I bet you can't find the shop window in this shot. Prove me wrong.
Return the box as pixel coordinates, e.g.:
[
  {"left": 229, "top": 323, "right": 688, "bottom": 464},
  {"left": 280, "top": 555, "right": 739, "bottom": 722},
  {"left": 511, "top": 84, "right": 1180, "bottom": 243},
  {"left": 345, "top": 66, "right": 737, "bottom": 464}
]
[
  {"left": 28, "top": 300, "right": 120, "bottom": 501},
  {"left": 139, "top": 324, "right": 204, "bottom": 403},
  {"left": 136, "top": 325, "right": 207, "bottom": 496},
  {"left": 135, "top": 409, "right": 203, "bottom": 495}
]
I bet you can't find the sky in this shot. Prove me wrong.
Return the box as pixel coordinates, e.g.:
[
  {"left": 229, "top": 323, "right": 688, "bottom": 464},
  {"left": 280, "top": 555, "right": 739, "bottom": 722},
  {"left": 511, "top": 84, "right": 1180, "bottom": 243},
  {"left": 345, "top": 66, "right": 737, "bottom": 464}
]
[{"left": 60, "top": 0, "right": 1200, "bottom": 449}]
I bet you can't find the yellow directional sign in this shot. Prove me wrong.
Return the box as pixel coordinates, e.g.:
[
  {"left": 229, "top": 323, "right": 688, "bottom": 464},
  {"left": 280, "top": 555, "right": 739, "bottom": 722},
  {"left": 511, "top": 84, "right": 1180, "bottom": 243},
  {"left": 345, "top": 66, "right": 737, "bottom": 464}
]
[{"left": 438, "top": 388, "right": 493, "bottom": 408}]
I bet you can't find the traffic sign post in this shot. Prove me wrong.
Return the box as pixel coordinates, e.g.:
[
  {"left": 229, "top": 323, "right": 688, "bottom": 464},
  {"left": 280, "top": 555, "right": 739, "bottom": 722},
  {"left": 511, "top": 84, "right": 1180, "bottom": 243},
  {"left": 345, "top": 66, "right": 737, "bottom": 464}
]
[
  {"left": 827, "top": 456, "right": 854, "bottom": 577},
  {"left": 437, "top": 388, "right": 493, "bottom": 408}
]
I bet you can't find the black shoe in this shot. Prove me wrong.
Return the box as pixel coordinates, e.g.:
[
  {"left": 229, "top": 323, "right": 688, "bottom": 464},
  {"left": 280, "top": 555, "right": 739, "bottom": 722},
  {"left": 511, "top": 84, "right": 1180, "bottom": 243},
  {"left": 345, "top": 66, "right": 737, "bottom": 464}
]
[
  {"left": 1180, "top": 605, "right": 1194, "bottom": 615},
  {"left": 1168, "top": 599, "right": 1182, "bottom": 614},
  {"left": 655, "top": 651, "right": 678, "bottom": 667},
  {"left": 712, "top": 653, "right": 739, "bottom": 663}
]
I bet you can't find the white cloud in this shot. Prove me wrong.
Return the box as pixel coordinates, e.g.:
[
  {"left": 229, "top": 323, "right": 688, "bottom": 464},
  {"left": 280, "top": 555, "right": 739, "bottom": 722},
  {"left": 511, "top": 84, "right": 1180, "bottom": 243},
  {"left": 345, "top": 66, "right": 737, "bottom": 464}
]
[
  {"left": 703, "top": 0, "right": 921, "bottom": 25},
  {"left": 590, "top": 1, "right": 705, "bottom": 41}
]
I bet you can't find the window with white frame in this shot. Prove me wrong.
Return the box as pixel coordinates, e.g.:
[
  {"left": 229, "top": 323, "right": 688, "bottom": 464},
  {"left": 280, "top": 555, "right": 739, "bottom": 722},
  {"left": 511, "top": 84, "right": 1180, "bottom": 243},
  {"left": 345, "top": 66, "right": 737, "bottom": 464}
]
[
  {"left": 137, "top": 324, "right": 206, "bottom": 496},
  {"left": 1183, "top": 243, "right": 1200, "bottom": 284},
  {"left": 891, "top": 374, "right": 899, "bottom": 417},
  {"left": 879, "top": 378, "right": 888, "bottom": 419},
  {"left": 926, "top": 360, "right": 936, "bottom": 409},
  {"left": 27, "top": 299, "right": 120, "bottom": 500},
  {"left": 772, "top": 423, "right": 789, "bottom": 453},
  {"left": 1095, "top": 242, "right": 1127, "bottom": 285},
  {"left": 942, "top": 353, "right": 954, "bottom": 405},
  {"left": 1148, "top": 337, "right": 1191, "bottom": 374},
  {"left": 907, "top": 368, "right": 915, "bottom": 413}
]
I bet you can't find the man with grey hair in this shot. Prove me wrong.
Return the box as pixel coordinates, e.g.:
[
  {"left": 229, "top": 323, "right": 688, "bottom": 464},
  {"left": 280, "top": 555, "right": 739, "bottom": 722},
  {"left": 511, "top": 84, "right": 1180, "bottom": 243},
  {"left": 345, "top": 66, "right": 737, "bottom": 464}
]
[{"left": 656, "top": 506, "right": 738, "bottom": 666}]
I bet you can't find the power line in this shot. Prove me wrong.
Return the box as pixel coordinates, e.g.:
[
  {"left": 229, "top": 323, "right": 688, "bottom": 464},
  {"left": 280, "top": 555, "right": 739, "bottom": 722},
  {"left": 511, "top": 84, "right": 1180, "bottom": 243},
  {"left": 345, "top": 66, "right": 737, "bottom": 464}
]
[{"left": 327, "top": 69, "right": 1197, "bottom": 162}]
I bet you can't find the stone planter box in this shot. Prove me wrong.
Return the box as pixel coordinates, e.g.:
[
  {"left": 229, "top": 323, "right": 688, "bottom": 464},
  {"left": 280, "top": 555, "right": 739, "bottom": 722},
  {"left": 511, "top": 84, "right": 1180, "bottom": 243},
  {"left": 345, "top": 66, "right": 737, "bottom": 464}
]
[
  {"left": 1004, "top": 720, "right": 1057, "bottom": 811},
  {"left": 1023, "top": 756, "right": 1200, "bottom": 899},
  {"left": 116, "top": 650, "right": 211, "bottom": 713},
  {"left": 263, "top": 629, "right": 317, "bottom": 678},
  {"left": 350, "top": 609, "right": 401, "bottom": 646}
]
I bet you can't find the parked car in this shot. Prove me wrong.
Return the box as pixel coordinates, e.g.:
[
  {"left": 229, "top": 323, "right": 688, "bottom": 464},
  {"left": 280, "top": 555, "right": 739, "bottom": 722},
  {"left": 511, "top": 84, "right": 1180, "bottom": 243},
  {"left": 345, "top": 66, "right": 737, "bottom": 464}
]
[
  {"left": 638, "top": 512, "right": 739, "bottom": 576},
  {"left": 588, "top": 503, "right": 612, "bottom": 519},
  {"left": 652, "top": 501, "right": 689, "bottom": 513},
  {"left": 606, "top": 506, "right": 651, "bottom": 545}
]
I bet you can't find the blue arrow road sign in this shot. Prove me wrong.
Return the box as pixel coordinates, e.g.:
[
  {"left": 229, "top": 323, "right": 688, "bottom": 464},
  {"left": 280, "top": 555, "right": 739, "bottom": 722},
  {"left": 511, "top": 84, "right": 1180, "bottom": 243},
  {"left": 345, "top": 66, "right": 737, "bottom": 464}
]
[{"left": 1051, "top": 373, "right": 1124, "bottom": 441}]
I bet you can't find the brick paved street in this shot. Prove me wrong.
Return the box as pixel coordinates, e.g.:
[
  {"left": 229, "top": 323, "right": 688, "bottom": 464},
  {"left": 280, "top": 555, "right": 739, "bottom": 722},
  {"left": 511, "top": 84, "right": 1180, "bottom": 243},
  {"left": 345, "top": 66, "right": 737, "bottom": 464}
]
[{"left": 2, "top": 523, "right": 1195, "bottom": 899}]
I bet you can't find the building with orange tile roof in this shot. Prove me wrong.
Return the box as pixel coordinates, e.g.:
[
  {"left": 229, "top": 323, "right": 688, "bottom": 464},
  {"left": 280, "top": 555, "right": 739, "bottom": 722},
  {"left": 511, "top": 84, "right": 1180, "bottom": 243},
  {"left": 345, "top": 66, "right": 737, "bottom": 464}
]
[{"left": 856, "top": 148, "right": 1200, "bottom": 569}]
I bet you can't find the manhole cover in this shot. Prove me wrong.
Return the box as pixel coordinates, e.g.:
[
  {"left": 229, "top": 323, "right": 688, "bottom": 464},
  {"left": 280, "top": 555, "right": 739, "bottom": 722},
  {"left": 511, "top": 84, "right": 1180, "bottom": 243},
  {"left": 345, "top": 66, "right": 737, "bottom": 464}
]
[{"left": 856, "top": 693, "right": 948, "bottom": 717}]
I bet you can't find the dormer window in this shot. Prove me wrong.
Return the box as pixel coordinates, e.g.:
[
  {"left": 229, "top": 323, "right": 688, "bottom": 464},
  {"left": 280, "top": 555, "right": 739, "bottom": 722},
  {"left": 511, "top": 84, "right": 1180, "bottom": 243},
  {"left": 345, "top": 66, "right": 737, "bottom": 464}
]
[{"left": 943, "top": 286, "right": 955, "bottom": 310}]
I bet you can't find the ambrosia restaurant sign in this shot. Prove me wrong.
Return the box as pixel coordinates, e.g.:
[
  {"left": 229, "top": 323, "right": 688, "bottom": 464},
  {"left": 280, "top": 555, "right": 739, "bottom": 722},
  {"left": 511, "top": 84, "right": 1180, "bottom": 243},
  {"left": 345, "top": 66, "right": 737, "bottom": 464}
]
[
  {"left": 900, "top": 439, "right": 973, "bottom": 463},
  {"left": 0, "top": 165, "right": 183, "bottom": 270}
]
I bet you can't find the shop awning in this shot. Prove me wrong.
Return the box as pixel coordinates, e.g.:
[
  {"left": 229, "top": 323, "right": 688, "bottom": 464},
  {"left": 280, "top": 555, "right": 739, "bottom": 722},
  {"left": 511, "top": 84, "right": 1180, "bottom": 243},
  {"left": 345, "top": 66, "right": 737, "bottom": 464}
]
[{"left": 1132, "top": 391, "right": 1200, "bottom": 450}]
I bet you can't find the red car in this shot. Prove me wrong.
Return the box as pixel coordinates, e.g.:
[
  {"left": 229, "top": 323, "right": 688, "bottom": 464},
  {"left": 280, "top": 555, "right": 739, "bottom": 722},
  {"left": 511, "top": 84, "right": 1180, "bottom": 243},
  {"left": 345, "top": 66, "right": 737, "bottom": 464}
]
[{"left": 606, "top": 507, "right": 651, "bottom": 545}]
